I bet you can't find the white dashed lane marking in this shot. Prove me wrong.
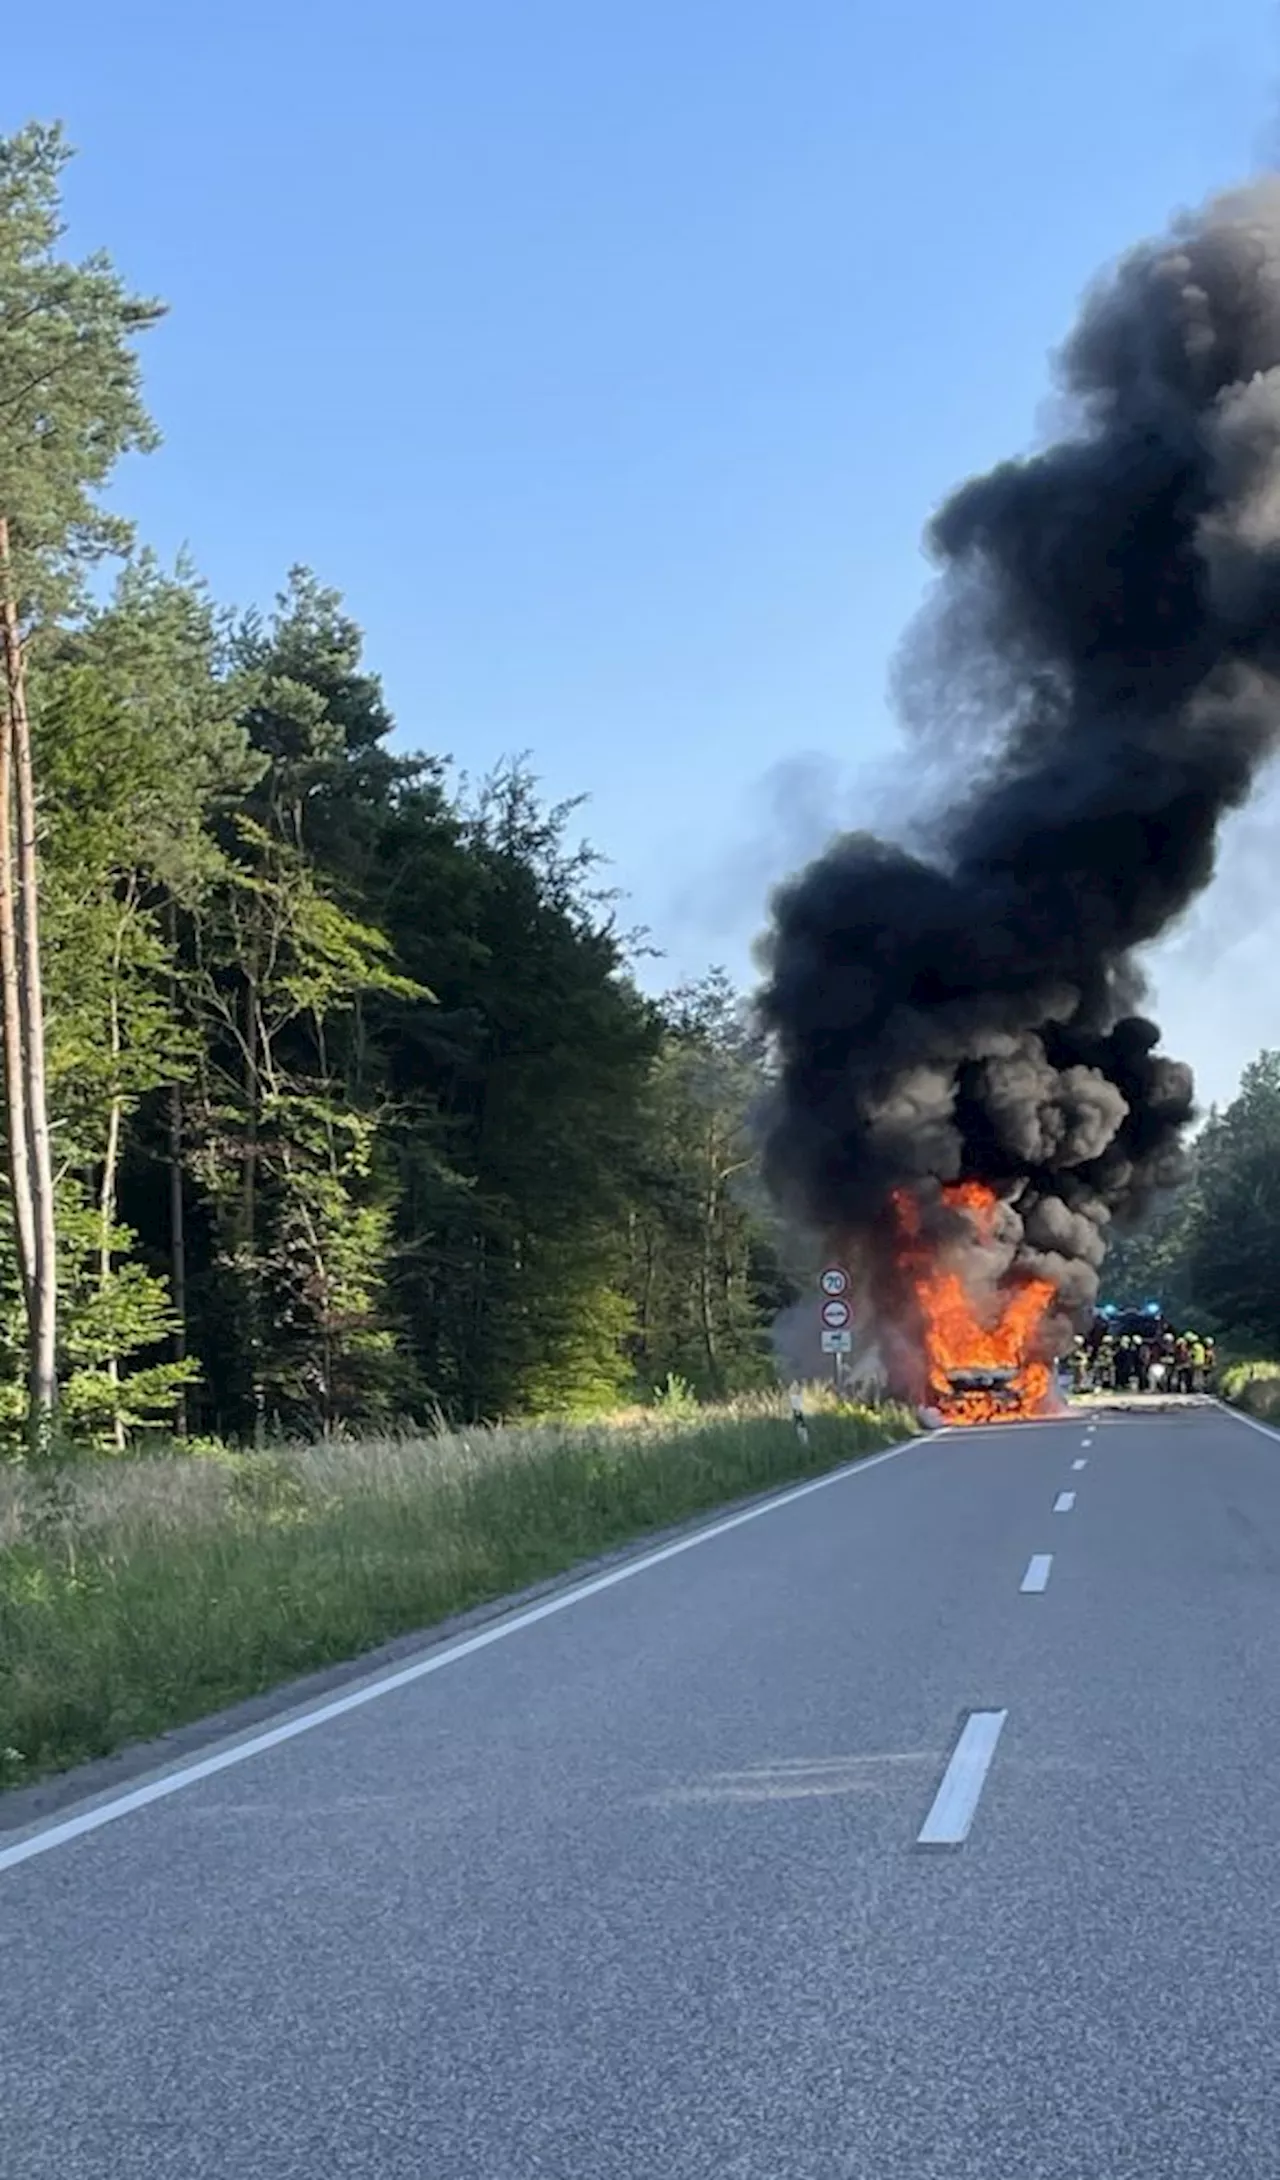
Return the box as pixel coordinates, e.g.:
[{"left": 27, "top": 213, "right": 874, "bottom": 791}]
[{"left": 917, "top": 1711, "right": 1009, "bottom": 1847}]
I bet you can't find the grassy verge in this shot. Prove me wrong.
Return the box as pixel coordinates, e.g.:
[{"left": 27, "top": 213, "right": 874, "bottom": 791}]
[
  {"left": 0, "top": 1390, "right": 914, "bottom": 1792},
  {"left": 1218, "top": 1356, "right": 1280, "bottom": 1420}
]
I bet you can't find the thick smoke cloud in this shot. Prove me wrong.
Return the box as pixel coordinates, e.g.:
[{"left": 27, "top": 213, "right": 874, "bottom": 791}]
[{"left": 759, "top": 178, "right": 1280, "bottom": 1322}]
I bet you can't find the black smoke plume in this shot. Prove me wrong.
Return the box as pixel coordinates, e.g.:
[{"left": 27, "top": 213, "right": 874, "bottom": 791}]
[{"left": 758, "top": 178, "right": 1280, "bottom": 1338}]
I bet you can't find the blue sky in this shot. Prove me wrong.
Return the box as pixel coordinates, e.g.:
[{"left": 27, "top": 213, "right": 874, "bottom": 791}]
[{"left": 8, "top": 0, "right": 1280, "bottom": 1105}]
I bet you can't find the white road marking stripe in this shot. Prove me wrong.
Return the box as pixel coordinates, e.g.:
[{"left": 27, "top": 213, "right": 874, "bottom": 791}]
[
  {"left": 1214, "top": 1401, "right": 1280, "bottom": 1445},
  {"left": 1072, "top": 1457, "right": 1087, "bottom": 1471},
  {"left": 917, "top": 1710, "right": 1008, "bottom": 1846},
  {"left": 1053, "top": 1490, "right": 1076, "bottom": 1513},
  {"left": 1020, "top": 1554, "right": 1053, "bottom": 1593},
  {"left": 0, "top": 1435, "right": 923, "bottom": 1878}
]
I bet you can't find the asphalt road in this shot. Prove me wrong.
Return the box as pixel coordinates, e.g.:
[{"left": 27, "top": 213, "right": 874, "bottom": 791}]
[{"left": 4, "top": 1403, "right": 1280, "bottom": 2177}]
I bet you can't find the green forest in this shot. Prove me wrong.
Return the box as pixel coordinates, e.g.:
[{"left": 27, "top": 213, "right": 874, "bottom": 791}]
[
  {"left": 1101, "top": 1049, "right": 1280, "bottom": 1355},
  {"left": 0, "top": 122, "right": 797, "bottom": 1452}
]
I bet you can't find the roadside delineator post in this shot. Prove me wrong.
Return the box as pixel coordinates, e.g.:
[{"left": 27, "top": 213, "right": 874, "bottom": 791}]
[{"left": 789, "top": 1382, "right": 809, "bottom": 1447}]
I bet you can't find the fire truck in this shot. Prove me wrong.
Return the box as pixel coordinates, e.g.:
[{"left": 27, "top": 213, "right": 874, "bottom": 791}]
[{"left": 1092, "top": 1300, "right": 1168, "bottom": 1345}]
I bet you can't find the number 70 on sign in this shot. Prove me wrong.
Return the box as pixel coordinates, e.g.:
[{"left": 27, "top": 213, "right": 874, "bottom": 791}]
[{"left": 819, "top": 1264, "right": 852, "bottom": 1356}]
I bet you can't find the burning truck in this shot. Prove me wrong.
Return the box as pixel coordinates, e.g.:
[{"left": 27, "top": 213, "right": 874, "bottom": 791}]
[{"left": 759, "top": 180, "right": 1280, "bottom": 1422}]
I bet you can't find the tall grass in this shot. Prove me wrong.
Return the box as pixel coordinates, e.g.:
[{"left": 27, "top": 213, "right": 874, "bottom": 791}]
[
  {"left": 0, "top": 1390, "right": 914, "bottom": 1791},
  {"left": 1218, "top": 1356, "right": 1280, "bottom": 1419}
]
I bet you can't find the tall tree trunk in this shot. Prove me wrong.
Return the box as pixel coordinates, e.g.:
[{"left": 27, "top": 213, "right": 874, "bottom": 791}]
[
  {"left": 241, "top": 928, "right": 264, "bottom": 1444},
  {"left": 241, "top": 976, "right": 258, "bottom": 1253},
  {"left": 697, "top": 1118, "right": 741, "bottom": 1395},
  {"left": 699, "top": 1172, "right": 719, "bottom": 1392},
  {"left": 98, "top": 941, "right": 126, "bottom": 1453},
  {"left": 0, "top": 566, "right": 34, "bottom": 1321},
  {"left": 0, "top": 515, "right": 55, "bottom": 1451},
  {"left": 99, "top": 1091, "right": 125, "bottom": 1452},
  {"left": 169, "top": 1079, "right": 188, "bottom": 1437},
  {"left": 166, "top": 910, "right": 188, "bottom": 1436}
]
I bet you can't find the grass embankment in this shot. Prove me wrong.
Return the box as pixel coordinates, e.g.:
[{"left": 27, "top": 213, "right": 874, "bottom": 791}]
[
  {"left": 1218, "top": 1357, "right": 1280, "bottom": 1420},
  {"left": 0, "top": 1390, "right": 914, "bottom": 1792}
]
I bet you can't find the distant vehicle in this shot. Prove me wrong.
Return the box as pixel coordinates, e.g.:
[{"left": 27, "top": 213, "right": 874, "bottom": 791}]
[{"left": 1094, "top": 1301, "right": 1168, "bottom": 1343}]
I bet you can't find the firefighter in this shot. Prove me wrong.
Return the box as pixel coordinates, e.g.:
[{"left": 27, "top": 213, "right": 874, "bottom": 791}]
[
  {"left": 1160, "top": 1329, "right": 1177, "bottom": 1389},
  {"left": 1115, "top": 1334, "right": 1135, "bottom": 1392},
  {"left": 1173, "top": 1332, "right": 1191, "bottom": 1395}
]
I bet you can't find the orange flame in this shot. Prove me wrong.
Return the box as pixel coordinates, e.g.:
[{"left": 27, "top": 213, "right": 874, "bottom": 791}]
[{"left": 892, "top": 1181, "right": 1056, "bottom": 1425}]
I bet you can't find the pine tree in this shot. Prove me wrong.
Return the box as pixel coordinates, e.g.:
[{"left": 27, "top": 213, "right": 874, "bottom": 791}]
[{"left": 0, "top": 122, "right": 162, "bottom": 1447}]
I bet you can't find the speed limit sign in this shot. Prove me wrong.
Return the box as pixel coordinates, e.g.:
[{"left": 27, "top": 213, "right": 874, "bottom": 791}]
[{"left": 819, "top": 1264, "right": 848, "bottom": 1298}]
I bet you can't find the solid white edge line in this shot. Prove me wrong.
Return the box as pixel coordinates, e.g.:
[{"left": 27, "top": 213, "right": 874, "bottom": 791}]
[
  {"left": 1020, "top": 1554, "right": 1053, "bottom": 1594},
  {"left": 917, "top": 1709, "right": 1008, "bottom": 1845},
  {"left": 1213, "top": 1399, "right": 1280, "bottom": 1445},
  {"left": 0, "top": 1433, "right": 924, "bottom": 1877},
  {"left": 1053, "top": 1490, "right": 1076, "bottom": 1513}
]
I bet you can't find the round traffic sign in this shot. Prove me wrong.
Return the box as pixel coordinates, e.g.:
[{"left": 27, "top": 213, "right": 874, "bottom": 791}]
[
  {"left": 819, "top": 1265, "right": 848, "bottom": 1298},
  {"left": 821, "top": 1296, "right": 851, "bottom": 1330}
]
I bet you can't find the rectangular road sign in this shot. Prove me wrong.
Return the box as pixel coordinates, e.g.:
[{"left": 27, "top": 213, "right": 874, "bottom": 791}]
[{"left": 821, "top": 1328, "right": 853, "bottom": 1354}]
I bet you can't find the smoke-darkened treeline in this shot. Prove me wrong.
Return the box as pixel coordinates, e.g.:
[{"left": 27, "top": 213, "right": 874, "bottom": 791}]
[{"left": 0, "top": 125, "right": 789, "bottom": 1448}]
